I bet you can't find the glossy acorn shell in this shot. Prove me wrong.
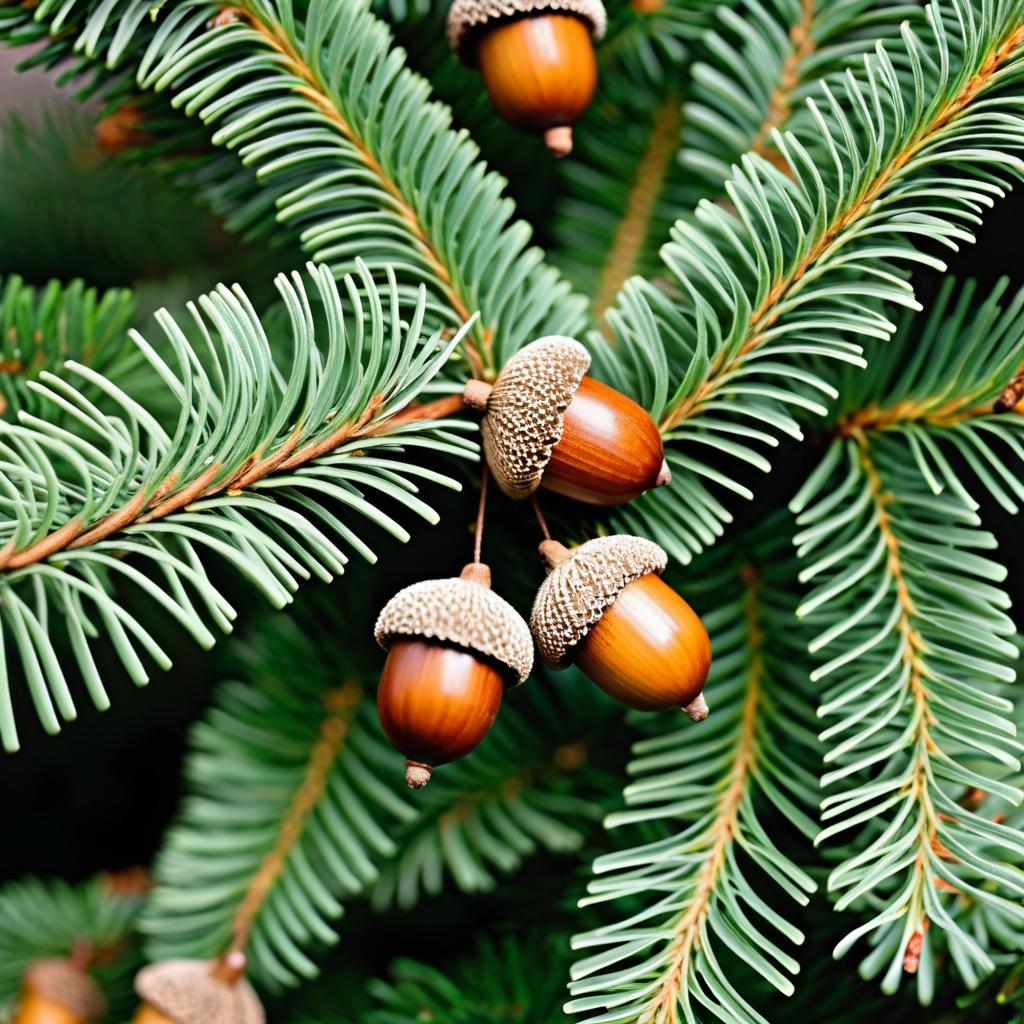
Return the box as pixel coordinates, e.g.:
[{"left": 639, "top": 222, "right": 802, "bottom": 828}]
[
  {"left": 13, "top": 993, "right": 87, "bottom": 1024},
  {"left": 131, "top": 1007, "right": 176, "bottom": 1024},
  {"left": 573, "top": 572, "right": 711, "bottom": 711},
  {"left": 377, "top": 638, "right": 506, "bottom": 777},
  {"left": 477, "top": 14, "right": 597, "bottom": 155},
  {"left": 542, "top": 376, "right": 667, "bottom": 505}
]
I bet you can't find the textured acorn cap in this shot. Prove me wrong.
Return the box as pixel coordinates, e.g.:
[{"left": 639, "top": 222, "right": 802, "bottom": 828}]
[
  {"left": 475, "top": 336, "right": 590, "bottom": 500},
  {"left": 134, "top": 958, "right": 264, "bottom": 1024},
  {"left": 23, "top": 960, "right": 106, "bottom": 1021},
  {"left": 448, "top": 0, "right": 607, "bottom": 62},
  {"left": 375, "top": 564, "right": 534, "bottom": 684},
  {"left": 531, "top": 536, "right": 667, "bottom": 667}
]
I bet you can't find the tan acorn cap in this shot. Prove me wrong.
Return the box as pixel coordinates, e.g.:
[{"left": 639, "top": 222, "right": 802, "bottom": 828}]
[
  {"left": 464, "top": 336, "right": 590, "bottom": 500},
  {"left": 134, "top": 955, "right": 264, "bottom": 1024},
  {"left": 23, "top": 959, "right": 106, "bottom": 1021},
  {"left": 447, "top": 0, "right": 607, "bottom": 62},
  {"left": 530, "top": 535, "right": 667, "bottom": 667},
  {"left": 375, "top": 563, "right": 534, "bottom": 684}
]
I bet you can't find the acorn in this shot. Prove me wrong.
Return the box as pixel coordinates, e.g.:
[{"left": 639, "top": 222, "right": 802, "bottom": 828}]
[
  {"left": 463, "top": 336, "right": 669, "bottom": 506},
  {"left": 531, "top": 536, "right": 711, "bottom": 719},
  {"left": 13, "top": 959, "right": 105, "bottom": 1024},
  {"left": 447, "top": 0, "right": 606, "bottom": 156},
  {"left": 374, "top": 562, "right": 534, "bottom": 788},
  {"left": 131, "top": 953, "right": 263, "bottom": 1024}
]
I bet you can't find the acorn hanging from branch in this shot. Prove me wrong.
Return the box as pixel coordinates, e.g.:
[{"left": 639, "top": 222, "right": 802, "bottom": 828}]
[
  {"left": 463, "top": 336, "right": 669, "bottom": 506},
  {"left": 447, "top": 0, "right": 606, "bottom": 156},
  {"left": 131, "top": 952, "right": 264, "bottom": 1024},
  {"left": 13, "top": 959, "right": 106, "bottom": 1024},
  {"left": 375, "top": 562, "right": 534, "bottom": 789},
  {"left": 530, "top": 535, "right": 711, "bottom": 719}
]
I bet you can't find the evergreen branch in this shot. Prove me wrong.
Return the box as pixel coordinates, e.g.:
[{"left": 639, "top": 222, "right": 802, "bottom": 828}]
[
  {"left": 0, "top": 275, "right": 136, "bottom": 420},
  {"left": 0, "top": 873, "right": 145, "bottom": 1018},
  {"left": 0, "top": 261, "right": 475, "bottom": 752},
  {"left": 790, "top": 432, "right": 1024, "bottom": 995},
  {"left": 589, "top": 94, "right": 685, "bottom": 321},
  {"left": 5, "top": 0, "right": 588, "bottom": 377},
  {"left": 141, "top": 624, "right": 416, "bottom": 990},
  {"left": 143, "top": 617, "right": 616, "bottom": 991},
  {"left": 601, "top": 0, "right": 1024, "bottom": 565},
  {"left": 358, "top": 931, "right": 575, "bottom": 1024},
  {"left": 370, "top": 670, "right": 617, "bottom": 910},
  {"left": 567, "top": 533, "right": 820, "bottom": 1023},
  {"left": 681, "top": 0, "right": 919, "bottom": 193},
  {"left": 824, "top": 277, "right": 1024, "bottom": 515}
]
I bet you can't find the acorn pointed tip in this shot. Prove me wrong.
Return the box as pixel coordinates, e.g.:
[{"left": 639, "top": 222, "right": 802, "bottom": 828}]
[
  {"left": 656, "top": 460, "right": 671, "bottom": 487},
  {"left": 683, "top": 693, "right": 709, "bottom": 722},
  {"left": 405, "top": 761, "right": 432, "bottom": 789},
  {"left": 544, "top": 125, "right": 573, "bottom": 157}
]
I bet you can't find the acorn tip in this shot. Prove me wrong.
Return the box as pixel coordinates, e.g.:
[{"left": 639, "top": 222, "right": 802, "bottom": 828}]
[
  {"left": 683, "top": 693, "right": 709, "bottom": 722},
  {"left": 656, "top": 460, "right": 671, "bottom": 487},
  {"left": 544, "top": 125, "right": 573, "bottom": 158},
  {"left": 405, "top": 761, "right": 432, "bottom": 789}
]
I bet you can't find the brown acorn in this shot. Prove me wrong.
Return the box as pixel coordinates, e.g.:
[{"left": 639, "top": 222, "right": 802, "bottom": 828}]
[
  {"left": 447, "top": 0, "right": 606, "bottom": 156},
  {"left": 374, "top": 562, "right": 534, "bottom": 788},
  {"left": 463, "top": 336, "right": 669, "bottom": 506},
  {"left": 132, "top": 953, "right": 264, "bottom": 1024},
  {"left": 531, "top": 536, "right": 711, "bottom": 719},
  {"left": 13, "top": 960, "right": 105, "bottom": 1024}
]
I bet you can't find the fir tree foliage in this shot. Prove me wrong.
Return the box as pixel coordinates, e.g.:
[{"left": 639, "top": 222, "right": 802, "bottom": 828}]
[
  {"left": 142, "top": 613, "right": 617, "bottom": 991},
  {"left": 3, "top": 0, "right": 1024, "bottom": 1019},
  {"left": 0, "top": 262, "right": 474, "bottom": 752},
  {"left": 0, "top": 275, "right": 135, "bottom": 419},
  {"left": 0, "top": 873, "right": 145, "bottom": 1018},
  {"left": 567, "top": 531, "right": 821, "bottom": 1024},
  {"left": 790, "top": 278, "right": 1024, "bottom": 998},
  {"left": 599, "top": 0, "right": 1024, "bottom": 565}
]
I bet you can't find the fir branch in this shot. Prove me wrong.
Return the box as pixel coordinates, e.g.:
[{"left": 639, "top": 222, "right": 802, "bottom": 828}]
[
  {"left": 141, "top": 629, "right": 415, "bottom": 989},
  {"left": 0, "top": 873, "right": 145, "bottom": 1018},
  {"left": 370, "top": 671, "right": 617, "bottom": 910},
  {"left": 597, "top": 0, "right": 1024, "bottom": 566},
  {"left": 567, "top": 533, "right": 820, "bottom": 1023},
  {"left": 826, "top": 277, "right": 1024, "bottom": 515},
  {"left": 3, "top": 0, "right": 588, "bottom": 377},
  {"left": 0, "top": 275, "right": 136, "bottom": 420},
  {"left": 0, "top": 261, "right": 475, "bottom": 752},
  {"left": 791, "top": 432, "right": 1024, "bottom": 995},
  {"left": 143, "top": 618, "right": 616, "bottom": 990},
  {"left": 589, "top": 94, "right": 685, "bottom": 321}
]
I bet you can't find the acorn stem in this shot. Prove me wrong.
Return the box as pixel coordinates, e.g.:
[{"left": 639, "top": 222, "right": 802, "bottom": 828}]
[
  {"left": 405, "top": 761, "right": 432, "bottom": 789},
  {"left": 531, "top": 493, "right": 552, "bottom": 541},
  {"left": 463, "top": 379, "right": 493, "bottom": 411},
  {"left": 459, "top": 561, "right": 492, "bottom": 587},
  {"left": 212, "top": 950, "right": 247, "bottom": 985},
  {"left": 544, "top": 125, "right": 573, "bottom": 157},
  {"left": 684, "top": 693, "right": 709, "bottom": 722},
  {"left": 539, "top": 539, "right": 570, "bottom": 567},
  {"left": 473, "top": 464, "right": 489, "bottom": 564}
]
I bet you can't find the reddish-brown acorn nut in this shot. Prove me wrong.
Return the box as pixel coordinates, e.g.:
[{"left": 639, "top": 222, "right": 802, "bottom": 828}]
[
  {"left": 463, "top": 336, "right": 669, "bottom": 506},
  {"left": 374, "top": 562, "right": 534, "bottom": 788},
  {"left": 132, "top": 953, "right": 264, "bottom": 1024},
  {"left": 530, "top": 536, "right": 711, "bottom": 720},
  {"left": 13, "top": 960, "right": 106, "bottom": 1024},
  {"left": 447, "top": 0, "right": 606, "bottom": 156}
]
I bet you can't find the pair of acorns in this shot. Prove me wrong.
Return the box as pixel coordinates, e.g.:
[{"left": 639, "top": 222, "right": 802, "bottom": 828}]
[
  {"left": 375, "top": 338, "right": 711, "bottom": 789},
  {"left": 13, "top": 953, "right": 263, "bottom": 1024}
]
